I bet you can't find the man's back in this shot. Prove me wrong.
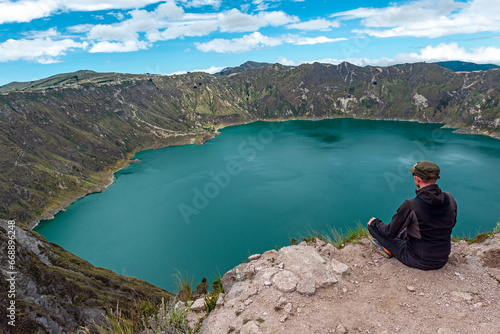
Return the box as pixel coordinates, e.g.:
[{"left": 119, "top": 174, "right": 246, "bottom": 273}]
[{"left": 406, "top": 184, "right": 457, "bottom": 269}]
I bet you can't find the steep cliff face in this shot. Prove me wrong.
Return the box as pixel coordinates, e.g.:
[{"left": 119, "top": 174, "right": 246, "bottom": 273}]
[
  {"left": 0, "top": 219, "right": 173, "bottom": 333},
  {"left": 0, "top": 62, "right": 499, "bottom": 224}
]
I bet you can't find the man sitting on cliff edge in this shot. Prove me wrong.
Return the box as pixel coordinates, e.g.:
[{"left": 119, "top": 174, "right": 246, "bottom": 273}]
[{"left": 367, "top": 161, "right": 457, "bottom": 270}]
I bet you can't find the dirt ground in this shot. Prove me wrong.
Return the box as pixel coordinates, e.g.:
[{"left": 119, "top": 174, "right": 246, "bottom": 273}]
[{"left": 192, "top": 233, "right": 500, "bottom": 334}]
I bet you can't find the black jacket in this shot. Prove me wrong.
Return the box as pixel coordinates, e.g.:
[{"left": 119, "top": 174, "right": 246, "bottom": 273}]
[{"left": 371, "top": 184, "right": 457, "bottom": 269}]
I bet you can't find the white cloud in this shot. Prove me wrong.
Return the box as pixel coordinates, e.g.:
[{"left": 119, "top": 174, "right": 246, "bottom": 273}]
[
  {"left": 63, "top": 0, "right": 161, "bottom": 12},
  {"left": 0, "top": 37, "right": 88, "bottom": 63},
  {"left": 155, "top": 1, "right": 185, "bottom": 19},
  {"left": 276, "top": 56, "right": 296, "bottom": 66},
  {"left": 218, "top": 9, "right": 297, "bottom": 32},
  {"left": 195, "top": 31, "right": 283, "bottom": 53},
  {"left": 0, "top": 0, "right": 161, "bottom": 24},
  {"left": 394, "top": 42, "right": 500, "bottom": 65},
  {"left": 108, "top": 11, "right": 125, "bottom": 21},
  {"left": 287, "top": 19, "right": 340, "bottom": 31},
  {"left": 21, "top": 27, "right": 59, "bottom": 38},
  {"left": 154, "top": 20, "right": 218, "bottom": 41},
  {"left": 0, "top": 0, "right": 59, "bottom": 24},
  {"left": 87, "top": 24, "right": 139, "bottom": 41},
  {"left": 67, "top": 24, "right": 95, "bottom": 34},
  {"left": 192, "top": 65, "right": 225, "bottom": 74},
  {"left": 76, "top": 6, "right": 297, "bottom": 46},
  {"left": 167, "top": 65, "right": 224, "bottom": 76},
  {"left": 196, "top": 32, "right": 346, "bottom": 53},
  {"left": 289, "top": 42, "right": 500, "bottom": 67},
  {"left": 178, "top": 0, "right": 222, "bottom": 8},
  {"left": 333, "top": 0, "right": 500, "bottom": 38},
  {"left": 289, "top": 36, "right": 347, "bottom": 45},
  {"left": 89, "top": 40, "right": 149, "bottom": 53},
  {"left": 333, "top": 0, "right": 464, "bottom": 27}
]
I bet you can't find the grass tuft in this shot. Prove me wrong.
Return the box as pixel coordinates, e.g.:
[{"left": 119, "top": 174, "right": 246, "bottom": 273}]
[
  {"left": 204, "top": 292, "right": 219, "bottom": 313},
  {"left": 80, "top": 304, "right": 134, "bottom": 334},
  {"left": 173, "top": 269, "right": 194, "bottom": 302},
  {"left": 143, "top": 297, "right": 199, "bottom": 333},
  {"left": 300, "top": 222, "right": 370, "bottom": 249},
  {"left": 452, "top": 221, "right": 500, "bottom": 244}
]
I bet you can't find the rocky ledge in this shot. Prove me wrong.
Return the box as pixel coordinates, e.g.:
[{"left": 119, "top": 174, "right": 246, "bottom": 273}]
[{"left": 195, "top": 234, "right": 500, "bottom": 334}]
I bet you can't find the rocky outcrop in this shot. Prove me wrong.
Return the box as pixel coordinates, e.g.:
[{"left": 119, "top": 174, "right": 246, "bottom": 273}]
[
  {"left": 0, "top": 219, "right": 173, "bottom": 333},
  {"left": 201, "top": 235, "right": 500, "bottom": 334},
  {"left": 221, "top": 242, "right": 348, "bottom": 295}
]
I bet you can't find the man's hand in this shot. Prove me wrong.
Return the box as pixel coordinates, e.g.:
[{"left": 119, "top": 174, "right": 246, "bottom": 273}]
[{"left": 367, "top": 217, "right": 376, "bottom": 226}]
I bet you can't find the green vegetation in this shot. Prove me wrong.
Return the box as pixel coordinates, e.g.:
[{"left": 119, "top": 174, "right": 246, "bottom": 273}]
[
  {"left": 173, "top": 269, "right": 194, "bottom": 302},
  {"left": 212, "top": 275, "right": 224, "bottom": 294},
  {"left": 299, "top": 222, "right": 370, "bottom": 249},
  {"left": 81, "top": 305, "right": 134, "bottom": 334},
  {"left": 143, "top": 298, "right": 199, "bottom": 334},
  {"left": 82, "top": 298, "right": 201, "bottom": 334},
  {"left": 452, "top": 221, "right": 500, "bottom": 244},
  {"left": 195, "top": 277, "right": 208, "bottom": 295},
  {"left": 204, "top": 292, "right": 219, "bottom": 313}
]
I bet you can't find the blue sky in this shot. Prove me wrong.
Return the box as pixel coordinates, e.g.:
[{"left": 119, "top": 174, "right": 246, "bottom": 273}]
[{"left": 0, "top": 0, "right": 499, "bottom": 85}]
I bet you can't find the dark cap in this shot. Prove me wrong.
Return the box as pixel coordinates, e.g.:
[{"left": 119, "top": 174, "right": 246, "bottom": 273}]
[{"left": 409, "top": 161, "right": 440, "bottom": 180}]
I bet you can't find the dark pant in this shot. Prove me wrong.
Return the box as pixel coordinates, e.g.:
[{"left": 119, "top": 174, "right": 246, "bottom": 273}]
[{"left": 368, "top": 225, "right": 428, "bottom": 270}]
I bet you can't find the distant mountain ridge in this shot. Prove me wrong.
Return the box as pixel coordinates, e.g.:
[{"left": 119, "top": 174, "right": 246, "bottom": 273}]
[
  {"left": 2, "top": 61, "right": 497, "bottom": 92},
  {"left": 212, "top": 60, "right": 500, "bottom": 78},
  {"left": 218, "top": 60, "right": 271, "bottom": 76},
  {"left": 0, "top": 61, "right": 499, "bottom": 225},
  {"left": 434, "top": 61, "right": 499, "bottom": 72},
  {"left": 0, "top": 70, "right": 137, "bottom": 93}
]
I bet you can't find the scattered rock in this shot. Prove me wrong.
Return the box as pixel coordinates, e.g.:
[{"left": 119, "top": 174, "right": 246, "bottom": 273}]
[
  {"left": 283, "top": 302, "right": 293, "bottom": 313},
  {"left": 174, "top": 301, "right": 186, "bottom": 311},
  {"left": 407, "top": 286, "right": 417, "bottom": 292},
  {"left": 216, "top": 294, "right": 225, "bottom": 307},
  {"left": 450, "top": 291, "right": 473, "bottom": 302},
  {"left": 190, "top": 298, "right": 205, "bottom": 312},
  {"left": 240, "top": 320, "right": 260, "bottom": 334},
  {"left": 277, "top": 297, "right": 287, "bottom": 306},
  {"left": 277, "top": 245, "right": 345, "bottom": 287},
  {"left": 297, "top": 279, "right": 316, "bottom": 296},
  {"left": 272, "top": 270, "right": 300, "bottom": 293},
  {"left": 248, "top": 254, "right": 261, "bottom": 261},
  {"left": 336, "top": 323, "right": 347, "bottom": 334}
]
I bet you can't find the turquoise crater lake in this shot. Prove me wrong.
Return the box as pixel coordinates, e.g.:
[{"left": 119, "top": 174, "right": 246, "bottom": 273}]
[{"left": 35, "top": 119, "right": 500, "bottom": 292}]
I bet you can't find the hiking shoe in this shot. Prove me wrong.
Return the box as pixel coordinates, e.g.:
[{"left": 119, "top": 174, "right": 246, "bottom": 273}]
[{"left": 370, "top": 238, "right": 392, "bottom": 258}]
